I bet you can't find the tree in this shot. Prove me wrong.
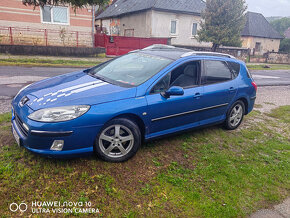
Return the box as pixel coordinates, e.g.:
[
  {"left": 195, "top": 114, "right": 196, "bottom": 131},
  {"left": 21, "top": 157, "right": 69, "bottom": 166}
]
[
  {"left": 198, "top": 0, "right": 247, "bottom": 51},
  {"left": 279, "top": 38, "right": 290, "bottom": 53},
  {"left": 22, "top": 0, "right": 109, "bottom": 8},
  {"left": 270, "top": 17, "right": 290, "bottom": 36}
]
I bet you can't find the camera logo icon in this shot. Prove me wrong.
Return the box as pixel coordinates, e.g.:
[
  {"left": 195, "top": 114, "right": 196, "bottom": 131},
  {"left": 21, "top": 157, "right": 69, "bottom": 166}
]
[{"left": 9, "top": 202, "right": 28, "bottom": 212}]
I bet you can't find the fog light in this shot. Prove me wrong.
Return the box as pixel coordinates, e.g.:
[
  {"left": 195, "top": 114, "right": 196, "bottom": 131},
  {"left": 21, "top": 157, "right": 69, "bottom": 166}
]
[{"left": 50, "top": 140, "right": 64, "bottom": 151}]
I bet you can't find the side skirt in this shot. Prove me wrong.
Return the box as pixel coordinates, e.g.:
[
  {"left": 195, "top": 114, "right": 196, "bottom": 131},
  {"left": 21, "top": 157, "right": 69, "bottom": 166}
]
[{"left": 145, "top": 116, "right": 226, "bottom": 142}]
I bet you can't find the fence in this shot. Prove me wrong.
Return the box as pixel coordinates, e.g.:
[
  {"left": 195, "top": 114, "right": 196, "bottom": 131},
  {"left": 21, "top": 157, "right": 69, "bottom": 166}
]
[
  {"left": 176, "top": 45, "right": 250, "bottom": 62},
  {"left": 95, "top": 33, "right": 169, "bottom": 56},
  {"left": 95, "top": 33, "right": 107, "bottom": 48},
  {"left": 0, "top": 26, "right": 93, "bottom": 48},
  {"left": 267, "top": 52, "right": 290, "bottom": 64},
  {"left": 253, "top": 52, "right": 290, "bottom": 64}
]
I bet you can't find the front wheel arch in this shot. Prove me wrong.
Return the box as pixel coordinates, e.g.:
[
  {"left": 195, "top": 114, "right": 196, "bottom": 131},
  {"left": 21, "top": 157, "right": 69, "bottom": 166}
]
[
  {"left": 94, "top": 117, "right": 142, "bottom": 162},
  {"left": 108, "top": 113, "right": 146, "bottom": 141}
]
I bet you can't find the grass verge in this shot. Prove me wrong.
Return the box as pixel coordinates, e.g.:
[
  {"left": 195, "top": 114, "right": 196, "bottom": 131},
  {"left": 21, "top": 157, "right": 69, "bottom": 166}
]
[
  {"left": 0, "top": 58, "right": 103, "bottom": 68},
  {"left": 247, "top": 64, "right": 290, "bottom": 71},
  {"left": 268, "top": 105, "right": 290, "bottom": 123},
  {"left": 0, "top": 56, "right": 289, "bottom": 70},
  {"left": 0, "top": 107, "right": 289, "bottom": 217}
]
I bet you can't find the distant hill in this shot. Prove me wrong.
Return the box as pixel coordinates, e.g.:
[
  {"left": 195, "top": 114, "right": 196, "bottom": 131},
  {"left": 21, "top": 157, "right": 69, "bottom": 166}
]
[{"left": 267, "top": 16, "right": 290, "bottom": 22}]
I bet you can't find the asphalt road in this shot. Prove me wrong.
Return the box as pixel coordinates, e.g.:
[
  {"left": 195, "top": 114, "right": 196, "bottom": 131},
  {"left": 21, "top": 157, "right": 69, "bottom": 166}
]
[
  {"left": 0, "top": 66, "right": 289, "bottom": 98},
  {"left": 0, "top": 65, "right": 289, "bottom": 107},
  {"left": 251, "top": 69, "right": 290, "bottom": 86},
  {"left": 0, "top": 66, "right": 80, "bottom": 98}
]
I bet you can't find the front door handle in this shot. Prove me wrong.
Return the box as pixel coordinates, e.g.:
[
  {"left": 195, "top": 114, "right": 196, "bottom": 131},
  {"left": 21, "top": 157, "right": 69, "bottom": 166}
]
[
  {"left": 229, "top": 87, "right": 236, "bottom": 93},
  {"left": 194, "top": 92, "right": 202, "bottom": 99}
]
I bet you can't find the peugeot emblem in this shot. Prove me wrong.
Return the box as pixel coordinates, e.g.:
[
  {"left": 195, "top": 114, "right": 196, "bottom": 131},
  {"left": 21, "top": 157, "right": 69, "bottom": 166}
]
[{"left": 19, "top": 96, "right": 29, "bottom": 107}]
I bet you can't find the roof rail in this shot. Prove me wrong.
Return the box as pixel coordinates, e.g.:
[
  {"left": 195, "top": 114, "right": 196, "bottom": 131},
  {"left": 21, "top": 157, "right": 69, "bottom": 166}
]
[
  {"left": 142, "top": 44, "right": 176, "bottom": 50},
  {"left": 181, "top": 51, "right": 235, "bottom": 59},
  {"left": 129, "top": 44, "right": 176, "bottom": 54}
]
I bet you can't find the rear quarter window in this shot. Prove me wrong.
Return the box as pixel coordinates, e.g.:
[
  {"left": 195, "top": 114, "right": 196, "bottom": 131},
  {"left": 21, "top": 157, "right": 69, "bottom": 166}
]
[{"left": 227, "top": 61, "right": 240, "bottom": 78}]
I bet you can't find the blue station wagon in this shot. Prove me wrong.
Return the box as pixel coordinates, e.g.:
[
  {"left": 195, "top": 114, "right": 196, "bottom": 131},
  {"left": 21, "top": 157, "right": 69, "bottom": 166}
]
[{"left": 11, "top": 45, "right": 257, "bottom": 162}]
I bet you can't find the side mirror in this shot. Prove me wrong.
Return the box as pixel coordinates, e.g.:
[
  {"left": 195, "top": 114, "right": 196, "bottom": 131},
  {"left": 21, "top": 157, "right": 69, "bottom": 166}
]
[{"left": 161, "top": 86, "right": 184, "bottom": 98}]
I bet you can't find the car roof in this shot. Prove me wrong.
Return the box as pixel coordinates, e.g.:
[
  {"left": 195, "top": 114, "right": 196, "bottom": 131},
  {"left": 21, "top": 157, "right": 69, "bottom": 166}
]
[{"left": 134, "top": 44, "right": 237, "bottom": 61}]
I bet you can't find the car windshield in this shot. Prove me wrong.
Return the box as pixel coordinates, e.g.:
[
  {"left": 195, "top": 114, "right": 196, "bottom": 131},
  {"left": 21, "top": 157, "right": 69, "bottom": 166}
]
[{"left": 88, "top": 53, "right": 172, "bottom": 86}]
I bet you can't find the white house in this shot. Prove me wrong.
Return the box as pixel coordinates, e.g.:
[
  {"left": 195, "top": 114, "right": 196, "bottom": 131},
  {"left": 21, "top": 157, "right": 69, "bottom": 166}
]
[{"left": 96, "top": 0, "right": 211, "bottom": 47}]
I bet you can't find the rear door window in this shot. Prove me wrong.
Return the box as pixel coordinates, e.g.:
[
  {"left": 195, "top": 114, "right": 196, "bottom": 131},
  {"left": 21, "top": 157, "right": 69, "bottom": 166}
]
[{"left": 202, "top": 60, "right": 232, "bottom": 85}]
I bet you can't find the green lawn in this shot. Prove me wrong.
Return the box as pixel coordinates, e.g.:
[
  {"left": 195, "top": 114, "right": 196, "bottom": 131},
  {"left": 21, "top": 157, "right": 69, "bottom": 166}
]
[
  {"left": 0, "top": 56, "right": 290, "bottom": 71},
  {"left": 1, "top": 54, "right": 290, "bottom": 71},
  {"left": 0, "top": 106, "right": 289, "bottom": 217},
  {"left": 247, "top": 64, "right": 290, "bottom": 71},
  {"left": 0, "top": 58, "right": 103, "bottom": 68}
]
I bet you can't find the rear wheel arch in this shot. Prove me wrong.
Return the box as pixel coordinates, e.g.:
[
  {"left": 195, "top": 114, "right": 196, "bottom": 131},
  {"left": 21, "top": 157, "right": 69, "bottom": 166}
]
[
  {"left": 236, "top": 97, "right": 248, "bottom": 114},
  {"left": 224, "top": 100, "right": 245, "bottom": 130}
]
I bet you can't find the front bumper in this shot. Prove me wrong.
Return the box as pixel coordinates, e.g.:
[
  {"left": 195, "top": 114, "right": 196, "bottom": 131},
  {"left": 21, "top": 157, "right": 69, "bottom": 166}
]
[
  {"left": 11, "top": 106, "right": 102, "bottom": 158},
  {"left": 24, "top": 145, "right": 94, "bottom": 158}
]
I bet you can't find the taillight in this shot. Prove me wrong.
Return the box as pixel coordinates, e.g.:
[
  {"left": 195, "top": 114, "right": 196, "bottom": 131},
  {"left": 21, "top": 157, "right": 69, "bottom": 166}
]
[{"left": 251, "top": 81, "right": 257, "bottom": 91}]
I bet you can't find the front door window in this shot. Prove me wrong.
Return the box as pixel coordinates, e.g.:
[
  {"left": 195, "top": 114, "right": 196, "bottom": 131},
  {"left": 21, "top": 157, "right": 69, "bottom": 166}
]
[{"left": 151, "top": 61, "right": 200, "bottom": 94}]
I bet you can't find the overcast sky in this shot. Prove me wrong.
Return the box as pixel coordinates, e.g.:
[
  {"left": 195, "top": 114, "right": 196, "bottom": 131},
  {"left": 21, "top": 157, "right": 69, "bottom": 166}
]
[{"left": 246, "top": 0, "right": 290, "bottom": 17}]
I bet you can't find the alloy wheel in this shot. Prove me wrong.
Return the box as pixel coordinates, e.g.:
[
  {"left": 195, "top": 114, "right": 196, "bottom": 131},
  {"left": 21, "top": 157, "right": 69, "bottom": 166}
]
[
  {"left": 99, "top": 124, "right": 134, "bottom": 158},
  {"left": 229, "top": 104, "right": 243, "bottom": 127}
]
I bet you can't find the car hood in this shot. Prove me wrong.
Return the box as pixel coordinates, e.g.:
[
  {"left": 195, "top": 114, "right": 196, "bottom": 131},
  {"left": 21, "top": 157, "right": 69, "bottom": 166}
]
[{"left": 21, "top": 71, "right": 136, "bottom": 111}]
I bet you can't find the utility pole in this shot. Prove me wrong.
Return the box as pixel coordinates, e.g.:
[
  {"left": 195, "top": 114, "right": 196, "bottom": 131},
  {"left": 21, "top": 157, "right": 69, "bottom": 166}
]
[{"left": 92, "top": 5, "right": 95, "bottom": 47}]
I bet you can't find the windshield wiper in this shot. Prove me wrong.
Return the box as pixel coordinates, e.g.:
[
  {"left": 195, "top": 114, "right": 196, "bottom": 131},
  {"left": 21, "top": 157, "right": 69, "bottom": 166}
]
[
  {"left": 85, "top": 70, "right": 131, "bottom": 87},
  {"left": 89, "top": 73, "right": 107, "bottom": 82},
  {"left": 83, "top": 69, "right": 90, "bottom": 74}
]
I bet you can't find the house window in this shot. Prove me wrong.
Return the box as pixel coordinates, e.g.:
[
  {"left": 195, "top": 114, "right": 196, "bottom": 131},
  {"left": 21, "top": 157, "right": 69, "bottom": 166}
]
[
  {"left": 124, "top": 29, "right": 134, "bottom": 37},
  {"left": 41, "top": 6, "right": 69, "bottom": 24},
  {"left": 192, "top": 23, "right": 198, "bottom": 36},
  {"left": 255, "top": 42, "right": 261, "bottom": 52},
  {"left": 171, "top": 20, "right": 177, "bottom": 34}
]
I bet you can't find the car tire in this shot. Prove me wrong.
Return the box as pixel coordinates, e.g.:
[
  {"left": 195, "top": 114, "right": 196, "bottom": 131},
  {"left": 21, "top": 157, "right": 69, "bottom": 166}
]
[
  {"left": 224, "top": 100, "right": 245, "bottom": 130},
  {"left": 94, "top": 118, "right": 141, "bottom": 162}
]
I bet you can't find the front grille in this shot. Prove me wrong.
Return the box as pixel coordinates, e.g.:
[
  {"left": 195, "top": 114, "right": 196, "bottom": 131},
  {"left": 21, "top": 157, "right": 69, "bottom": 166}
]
[{"left": 15, "top": 114, "right": 28, "bottom": 137}]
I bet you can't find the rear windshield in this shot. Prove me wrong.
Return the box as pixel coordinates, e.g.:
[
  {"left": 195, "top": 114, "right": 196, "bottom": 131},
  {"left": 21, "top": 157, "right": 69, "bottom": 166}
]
[
  {"left": 88, "top": 53, "right": 172, "bottom": 86},
  {"left": 246, "top": 67, "right": 253, "bottom": 79}
]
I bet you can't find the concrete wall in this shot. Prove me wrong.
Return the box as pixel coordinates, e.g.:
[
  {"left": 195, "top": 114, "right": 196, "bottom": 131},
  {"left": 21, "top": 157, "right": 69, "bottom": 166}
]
[
  {"left": 242, "top": 36, "right": 281, "bottom": 55},
  {"left": 120, "top": 11, "right": 152, "bottom": 37},
  {"left": 267, "top": 52, "right": 290, "bottom": 64},
  {"left": 151, "top": 10, "right": 211, "bottom": 47},
  {"left": 101, "top": 11, "right": 151, "bottom": 37},
  {"left": 0, "top": 44, "right": 105, "bottom": 57}
]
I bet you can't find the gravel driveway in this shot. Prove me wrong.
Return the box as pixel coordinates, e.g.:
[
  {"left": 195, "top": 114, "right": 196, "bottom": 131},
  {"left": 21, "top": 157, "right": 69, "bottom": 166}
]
[{"left": 255, "top": 85, "right": 290, "bottom": 113}]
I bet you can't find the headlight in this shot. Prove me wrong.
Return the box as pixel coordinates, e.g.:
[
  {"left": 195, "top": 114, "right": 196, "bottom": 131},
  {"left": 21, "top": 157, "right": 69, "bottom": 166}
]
[
  {"left": 28, "top": 105, "right": 90, "bottom": 122},
  {"left": 14, "top": 84, "right": 32, "bottom": 100}
]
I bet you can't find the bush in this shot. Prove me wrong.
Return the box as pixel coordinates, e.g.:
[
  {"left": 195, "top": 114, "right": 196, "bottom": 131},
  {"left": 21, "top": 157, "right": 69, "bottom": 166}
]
[{"left": 279, "top": 38, "right": 290, "bottom": 53}]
